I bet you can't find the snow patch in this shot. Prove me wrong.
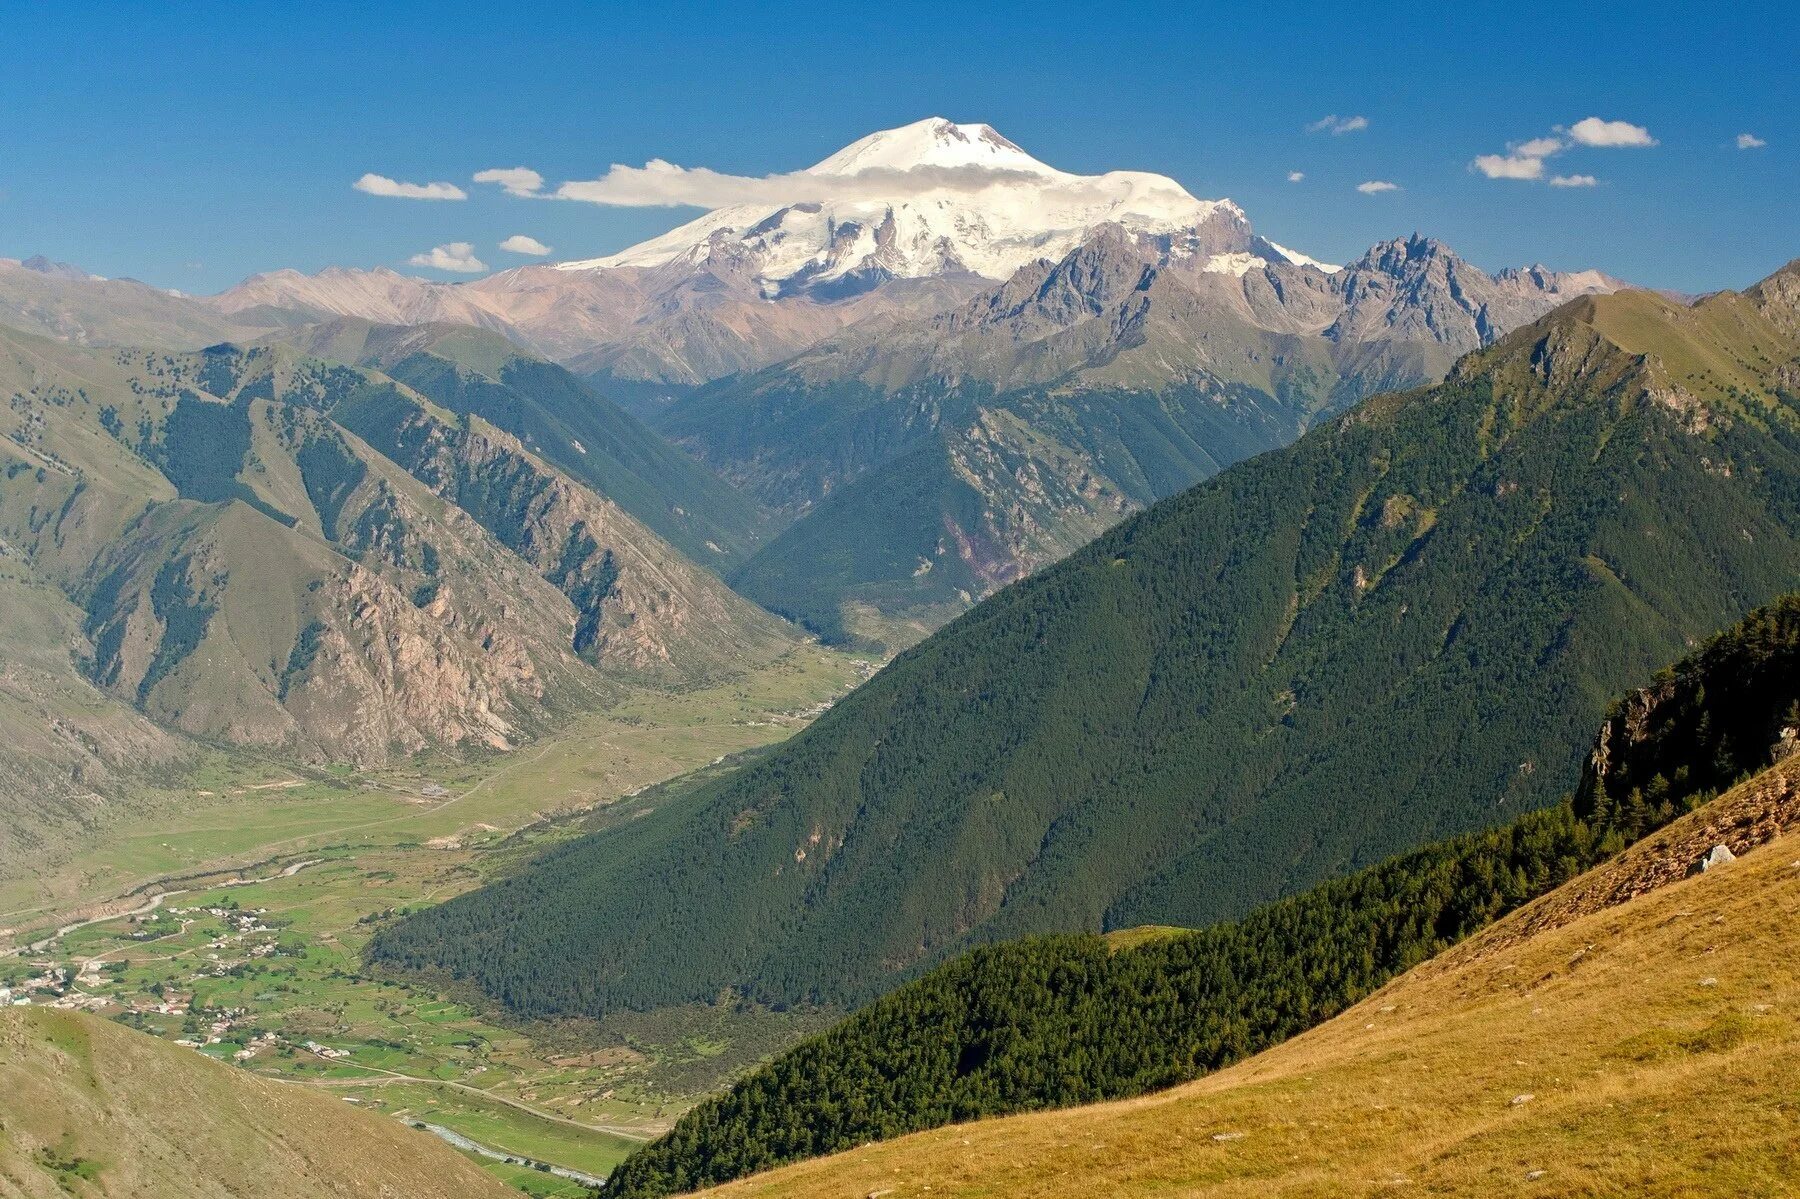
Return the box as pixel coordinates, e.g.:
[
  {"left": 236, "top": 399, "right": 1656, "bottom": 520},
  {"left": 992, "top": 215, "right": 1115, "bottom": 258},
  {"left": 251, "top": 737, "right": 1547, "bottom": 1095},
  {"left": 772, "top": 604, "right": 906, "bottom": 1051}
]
[{"left": 1264, "top": 240, "right": 1342, "bottom": 274}]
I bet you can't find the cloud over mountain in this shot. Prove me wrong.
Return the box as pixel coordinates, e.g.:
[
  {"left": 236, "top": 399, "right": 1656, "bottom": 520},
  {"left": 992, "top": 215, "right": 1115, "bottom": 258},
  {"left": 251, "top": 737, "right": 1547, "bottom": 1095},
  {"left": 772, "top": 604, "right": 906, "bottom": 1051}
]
[
  {"left": 553, "top": 160, "right": 1105, "bottom": 209},
  {"left": 407, "top": 241, "right": 487, "bottom": 272}
]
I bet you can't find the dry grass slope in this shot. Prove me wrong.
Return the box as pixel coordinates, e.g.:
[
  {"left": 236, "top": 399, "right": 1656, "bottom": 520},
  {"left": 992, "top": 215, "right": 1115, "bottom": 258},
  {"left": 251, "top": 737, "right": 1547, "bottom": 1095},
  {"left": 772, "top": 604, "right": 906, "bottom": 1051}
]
[
  {"left": 696, "top": 763, "right": 1800, "bottom": 1198},
  {"left": 0, "top": 1006, "right": 514, "bottom": 1198}
]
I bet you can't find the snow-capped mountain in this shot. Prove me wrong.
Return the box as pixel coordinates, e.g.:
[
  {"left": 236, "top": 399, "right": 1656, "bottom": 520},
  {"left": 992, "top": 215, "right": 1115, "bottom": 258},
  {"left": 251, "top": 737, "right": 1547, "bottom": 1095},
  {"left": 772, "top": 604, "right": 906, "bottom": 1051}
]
[
  {"left": 558, "top": 118, "right": 1333, "bottom": 295},
  {"left": 207, "top": 119, "right": 1343, "bottom": 384}
]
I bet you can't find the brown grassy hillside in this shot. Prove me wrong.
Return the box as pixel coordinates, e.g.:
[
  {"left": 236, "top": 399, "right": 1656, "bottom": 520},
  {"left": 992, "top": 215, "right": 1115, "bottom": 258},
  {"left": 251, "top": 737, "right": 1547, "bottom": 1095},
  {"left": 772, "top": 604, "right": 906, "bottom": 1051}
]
[
  {"left": 695, "top": 761, "right": 1800, "bottom": 1198},
  {"left": 0, "top": 1005, "right": 513, "bottom": 1198}
]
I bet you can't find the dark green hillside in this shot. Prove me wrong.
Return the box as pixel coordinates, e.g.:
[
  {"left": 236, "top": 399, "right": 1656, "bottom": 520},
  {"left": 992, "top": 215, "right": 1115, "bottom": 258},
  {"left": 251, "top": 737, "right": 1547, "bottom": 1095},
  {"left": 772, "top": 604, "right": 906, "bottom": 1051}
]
[
  {"left": 602, "top": 593, "right": 1800, "bottom": 1197},
  {"left": 276, "top": 320, "right": 770, "bottom": 568},
  {"left": 371, "top": 269, "right": 1800, "bottom": 1021}
]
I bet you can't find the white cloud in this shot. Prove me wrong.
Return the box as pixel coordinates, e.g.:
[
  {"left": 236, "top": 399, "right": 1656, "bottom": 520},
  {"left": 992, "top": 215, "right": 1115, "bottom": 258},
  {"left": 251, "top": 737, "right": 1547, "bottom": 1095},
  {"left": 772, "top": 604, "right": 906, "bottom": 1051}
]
[
  {"left": 407, "top": 242, "right": 487, "bottom": 273},
  {"left": 1472, "top": 153, "right": 1546, "bottom": 180},
  {"left": 1515, "top": 136, "right": 1566, "bottom": 158},
  {"left": 552, "top": 159, "right": 1175, "bottom": 211},
  {"left": 1737, "top": 132, "right": 1767, "bottom": 150},
  {"left": 354, "top": 173, "right": 467, "bottom": 201},
  {"left": 475, "top": 167, "right": 546, "bottom": 197},
  {"left": 500, "top": 234, "right": 552, "bottom": 256},
  {"left": 1565, "top": 117, "right": 1657, "bottom": 148},
  {"left": 1287, "top": 170, "right": 1305, "bottom": 183},
  {"left": 1549, "top": 174, "right": 1599, "bottom": 188},
  {"left": 1357, "top": 180, "right": 1399, "bottom": 194},
  {"left": 1306, "top": 114, "right": 1369, "bottom": 135}
]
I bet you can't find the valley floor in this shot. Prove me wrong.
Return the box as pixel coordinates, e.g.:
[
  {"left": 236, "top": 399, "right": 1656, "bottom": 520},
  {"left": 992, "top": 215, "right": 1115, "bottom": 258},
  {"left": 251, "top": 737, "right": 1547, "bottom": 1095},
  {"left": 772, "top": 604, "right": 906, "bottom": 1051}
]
[
  {"left": 694, "top": 767, "right": 1800, "bottom": 1198},
  {"left": 0, "top": 644, "right": 870, "bottom": 1194}
]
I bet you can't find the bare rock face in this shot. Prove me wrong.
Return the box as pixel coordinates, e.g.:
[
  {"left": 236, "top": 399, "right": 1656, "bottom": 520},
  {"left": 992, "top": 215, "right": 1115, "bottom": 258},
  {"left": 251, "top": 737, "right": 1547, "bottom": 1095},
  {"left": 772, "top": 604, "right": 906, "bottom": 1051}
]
[
  {"left": 663, "top": 227, "right": 1628, "bottom": 646},
  {"left": 280, "top": 561, "right": 532, "bottom": 760},
  {"left": 1749, "top": 257, "right": 1800, "bottom": 335},
  {"left": 0, "top": 329, "right": 794, "bottom": 771},
  {"left": 358, "top": 398, "right": 789, "bottom": 677},
  {"left": 706, "top": 227, "right": 1619, "bottom": 432},
  {"left": 1328, "top": 236, "right": 1621, "bottom": 356}
]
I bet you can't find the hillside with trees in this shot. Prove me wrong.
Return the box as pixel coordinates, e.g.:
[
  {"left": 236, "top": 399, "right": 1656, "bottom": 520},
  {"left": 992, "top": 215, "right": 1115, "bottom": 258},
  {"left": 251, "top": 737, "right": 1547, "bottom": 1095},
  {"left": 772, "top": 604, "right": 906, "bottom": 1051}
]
[
  {"left": 371, "top": 265, "right": 1800, "bottom": 1023},
  {"left": 601, "top": 592, "right": 1800, "bottom": 1195}
]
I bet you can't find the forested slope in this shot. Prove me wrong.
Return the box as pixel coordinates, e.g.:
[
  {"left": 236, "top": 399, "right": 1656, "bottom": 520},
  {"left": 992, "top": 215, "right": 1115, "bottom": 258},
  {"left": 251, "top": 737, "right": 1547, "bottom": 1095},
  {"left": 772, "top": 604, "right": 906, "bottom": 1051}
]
[
  {"left": 372, "top": 264, "right": 1800, "bottom": 1019},
  {"left": 602, "top": 592, "right": 1800, "bottom": 1195},
  {"left": 684, "top": 767, "right": 1800, "bottom": 1199}
]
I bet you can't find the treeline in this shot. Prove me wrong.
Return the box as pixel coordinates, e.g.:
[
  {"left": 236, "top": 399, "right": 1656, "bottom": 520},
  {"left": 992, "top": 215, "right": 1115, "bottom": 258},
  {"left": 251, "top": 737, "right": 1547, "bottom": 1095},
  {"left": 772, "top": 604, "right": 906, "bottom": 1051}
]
[{"left": 603, "top": 595, "right": 1800, "bottom": 1197}]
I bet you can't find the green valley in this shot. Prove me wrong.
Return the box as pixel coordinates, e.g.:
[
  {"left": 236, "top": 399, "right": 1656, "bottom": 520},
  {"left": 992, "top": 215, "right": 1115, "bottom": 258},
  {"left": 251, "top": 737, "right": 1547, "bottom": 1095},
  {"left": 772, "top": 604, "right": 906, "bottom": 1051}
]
[
  {"left": 371, "top": 263, "right": 1800, "bottom": 1022},
  {"left": 1, "top": 47, "right": 1794, "bottom": 1199},
  {"left": 0, "top": 644, "right": 868, "bottom": 1194}
]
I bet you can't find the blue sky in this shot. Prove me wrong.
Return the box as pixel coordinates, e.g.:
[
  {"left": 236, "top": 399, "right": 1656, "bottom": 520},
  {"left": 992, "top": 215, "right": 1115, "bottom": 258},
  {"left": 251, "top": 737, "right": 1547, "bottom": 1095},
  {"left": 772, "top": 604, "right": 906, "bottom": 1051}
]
[{"left": 4, "top": 0, "right": 1794, "bottom": 294}]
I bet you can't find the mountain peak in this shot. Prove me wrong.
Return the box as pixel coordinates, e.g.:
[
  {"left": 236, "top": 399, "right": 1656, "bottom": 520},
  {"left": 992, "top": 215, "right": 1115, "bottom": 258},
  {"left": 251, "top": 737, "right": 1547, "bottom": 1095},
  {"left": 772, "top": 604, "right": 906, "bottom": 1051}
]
[
  {"left": 557, "top": 119, "right": 1284, "bottom": 294},
  {"left": 16, "top": 254, "right": 96, "bottom": 281},
  {"left": 1351, "top": 234, "right": 1457, "bottom": 272},
  {"left": 809, "top": 118, "right": 1056, "bottom": 178}
]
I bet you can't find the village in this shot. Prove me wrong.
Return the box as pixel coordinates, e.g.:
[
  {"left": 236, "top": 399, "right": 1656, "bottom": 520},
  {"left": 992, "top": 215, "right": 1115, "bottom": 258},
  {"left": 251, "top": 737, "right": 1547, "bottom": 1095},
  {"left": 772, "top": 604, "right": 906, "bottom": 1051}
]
[
  {"left": 0, "top": 902, "right": 324, "bottom": 1064},
  {"left": 0, "top": 846, "right": 681, "bottom": 1197}
]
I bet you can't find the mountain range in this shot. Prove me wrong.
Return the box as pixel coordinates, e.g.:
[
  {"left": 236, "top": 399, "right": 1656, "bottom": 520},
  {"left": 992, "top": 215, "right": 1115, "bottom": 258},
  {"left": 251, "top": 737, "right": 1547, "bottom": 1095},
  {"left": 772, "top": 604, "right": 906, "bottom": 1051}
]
[
  {"left": 5, "top": 123, "right": 1628, "bottom": 655},
  {"left": 7, "top": 107, "right": 1800, "bottom": 1199},
  {"left": 369, "top": 258, "right": 1800, "bottom": 1020},
  {"left": 204, "top": 119, "right": 1339, "bottom": 388},
  {"left": 178, "top": 122, "right": 1623, "bottom": 645},
  {"left": 685, "top": 228, "right": 1621, "bottom": 643}
]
